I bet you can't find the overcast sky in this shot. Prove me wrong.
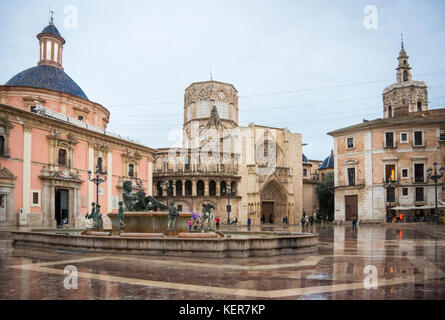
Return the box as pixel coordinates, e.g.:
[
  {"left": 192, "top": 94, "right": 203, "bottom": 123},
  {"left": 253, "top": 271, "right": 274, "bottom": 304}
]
[{"left": 1, "top": 0, "right": 444, "bottom": 160}]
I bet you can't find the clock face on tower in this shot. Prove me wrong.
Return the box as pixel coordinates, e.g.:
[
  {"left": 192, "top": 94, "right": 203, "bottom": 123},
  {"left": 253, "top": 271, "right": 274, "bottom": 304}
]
[{"left": 218, "top": 91, "right": 225, "bottom": 100}]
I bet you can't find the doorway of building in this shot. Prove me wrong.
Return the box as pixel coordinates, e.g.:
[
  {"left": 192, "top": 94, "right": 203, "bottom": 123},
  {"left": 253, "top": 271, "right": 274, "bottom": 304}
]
[
  {"left": 55, "top": 189, "right": 69, "bottom": 226},
  {"left": 345, "top": 195, "right": 358, "bottom": 221},
  {"left": 262, "top": 201, "right": 274, "bottom": 224}
]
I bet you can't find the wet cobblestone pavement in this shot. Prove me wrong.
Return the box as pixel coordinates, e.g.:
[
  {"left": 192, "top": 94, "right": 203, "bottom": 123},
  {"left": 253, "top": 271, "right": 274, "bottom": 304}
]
[{"left": 0, "top": 223, "right": 444, "bottom": 299}]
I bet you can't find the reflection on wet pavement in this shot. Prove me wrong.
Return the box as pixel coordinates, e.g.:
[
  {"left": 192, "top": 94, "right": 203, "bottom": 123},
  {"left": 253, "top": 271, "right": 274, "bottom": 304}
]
[{"left": 0, "top": 223, "right": 444, "bottom": 299}]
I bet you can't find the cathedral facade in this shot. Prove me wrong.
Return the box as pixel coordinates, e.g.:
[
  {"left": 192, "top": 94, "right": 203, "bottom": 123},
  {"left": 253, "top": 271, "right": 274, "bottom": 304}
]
[{"left": 153, "top": 80, "right": 303, "bottom": 225}]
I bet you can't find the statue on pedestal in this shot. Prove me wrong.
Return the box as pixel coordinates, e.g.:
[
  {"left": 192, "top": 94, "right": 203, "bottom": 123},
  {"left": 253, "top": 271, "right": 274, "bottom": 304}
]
[
  {"left": 87, "top": 202, "right": 104, "bottom": 231},
  {"left": 201, "top": 203, "right": 215, "bottom": 231},
  {"left": 167, "top": 201, "right": 180, "bottom": 231}
]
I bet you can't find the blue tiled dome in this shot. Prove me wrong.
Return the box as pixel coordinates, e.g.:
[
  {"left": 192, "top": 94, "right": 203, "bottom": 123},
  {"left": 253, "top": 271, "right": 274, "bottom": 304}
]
[
  {"left": 302, "top": 153, "right": 309, "bottom": 163},
  {"left": 40, "top": 24, "right": 62, "bottom": 38},
  {"left": 319, "top": 151, "right": 334, "bottom": 170},
  {"left": 5, "top": 65, "right": 88, "bottom": 100}
]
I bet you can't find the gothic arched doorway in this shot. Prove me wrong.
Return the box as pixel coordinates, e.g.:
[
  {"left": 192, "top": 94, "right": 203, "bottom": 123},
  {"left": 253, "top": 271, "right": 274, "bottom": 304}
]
[{"left": 260, "top": 179, "right": 287, "bottom": 224}]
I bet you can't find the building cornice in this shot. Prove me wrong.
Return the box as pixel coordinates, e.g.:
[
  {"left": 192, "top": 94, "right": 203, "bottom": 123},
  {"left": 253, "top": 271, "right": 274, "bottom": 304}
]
[{"left": 0, "top": 103, "right": 157, "bottom": 156}]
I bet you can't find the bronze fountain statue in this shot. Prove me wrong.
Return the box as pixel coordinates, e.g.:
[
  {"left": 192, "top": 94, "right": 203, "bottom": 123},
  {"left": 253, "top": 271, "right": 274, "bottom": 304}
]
[{"left": 122, "top": 180, "right": 168, "bottom": 212}]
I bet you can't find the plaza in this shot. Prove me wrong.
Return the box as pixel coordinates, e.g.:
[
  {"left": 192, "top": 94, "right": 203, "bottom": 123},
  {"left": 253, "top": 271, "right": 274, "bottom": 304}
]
[{"left": 1, "top": 223, "right": 444, "bottom": 300}]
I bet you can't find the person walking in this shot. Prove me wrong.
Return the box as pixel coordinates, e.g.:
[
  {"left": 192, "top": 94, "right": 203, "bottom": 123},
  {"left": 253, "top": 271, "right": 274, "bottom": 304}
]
[
  {"left": 215, "top": 217, "right": 220, "bottom": 230},
  {"left": 352, "top": 217, "right": 357, "bottom": 230},
  {"left": 188, "top": 219, "right": 192, "bottom": 231},
  {"left": 247, "top": 218, "right": 251, "bottom": 231},
  {"left": 301, "top": 216, "right": 306, "bottom": 231}
]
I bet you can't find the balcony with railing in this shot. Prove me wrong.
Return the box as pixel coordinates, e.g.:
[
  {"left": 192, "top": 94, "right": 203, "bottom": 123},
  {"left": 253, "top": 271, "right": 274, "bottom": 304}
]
[{"left": 154, "top": 163, "right": 239, "bottom": 176}]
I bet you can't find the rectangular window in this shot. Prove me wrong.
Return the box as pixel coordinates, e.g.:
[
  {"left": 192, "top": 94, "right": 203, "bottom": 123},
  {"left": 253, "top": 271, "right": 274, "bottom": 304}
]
[
  {"left": 77, "top": 115, "right": 84, "bottom": 121},
  {"left": 177, "top": 205, "right": 183, "bottom": 212},
  {"left": 400, "top": 132, "right": 408, "bottom": 143},
  {"left": 46, "top": 41, "right": 52, "bottom": 60},
  {"left": 414, "top": 131, "right": 424, "bottom": 146},
  {"left": 347, "top": 137, "right": 354, "bottom": 149},
  {"left": 402, "top": 188, "right": 409, "bottom": 196},
  {"left": 54, "top": 43, "right": 59, "bottom": 62},
  {"left": 402, "top": 168, "right": 409, "bottom": 178},
  {"left": 347, "top": 168, "right": 356, "bottom": 186},
  {"left": 385, "top": 164, "right": 396, "bottom": 182},
  {"left": 32, "top": 192, "right": 39, "bottom": 205},
  {"left": 31, "top": 191, "right": 40, "bottom": 207},
  {"left": 415, "top": 187, "right": 424, "bottom": 201},
  {"left": 414, "top": 163, "right": 424, "bottom": 183},
  {"left": 303, "top": 168, "right": 307, "bottom": 177},
  {"left": 385, "top": 132, "right": 395, "bottom": 148},
  {"left": 58, "top": 149, "right": 67, "bottom": 166}
]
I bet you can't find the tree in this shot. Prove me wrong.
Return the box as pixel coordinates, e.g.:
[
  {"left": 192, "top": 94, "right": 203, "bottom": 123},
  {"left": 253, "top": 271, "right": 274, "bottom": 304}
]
[{"left": 316, "top": 171, "right": 334, "bottom": 222}]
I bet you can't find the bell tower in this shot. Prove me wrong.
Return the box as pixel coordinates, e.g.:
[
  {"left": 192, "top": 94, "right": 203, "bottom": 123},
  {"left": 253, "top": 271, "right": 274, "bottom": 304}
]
[
  {"left": 382, "top": 36, "right": 428, "bottom": 118},
  {"left": 37, "top": 12, "right": 65, "bottom": 70},
  {"left": 396, "top": 38, "right": 412, "bottom": 83},
  {"left": 183, "top": 80, "right": 239, "bottom": 146}
]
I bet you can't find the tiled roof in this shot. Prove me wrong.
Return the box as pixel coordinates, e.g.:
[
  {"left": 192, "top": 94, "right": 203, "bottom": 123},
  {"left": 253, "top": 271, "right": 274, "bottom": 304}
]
[
  {"left": 39, "top": 24, "right": 62, "bottom": 37},
  {"left": 319, "top": 151, "right": 334, "bottom": 170},
  {"left": 5, "top": 65, "right": 88, "bottom": 100}
]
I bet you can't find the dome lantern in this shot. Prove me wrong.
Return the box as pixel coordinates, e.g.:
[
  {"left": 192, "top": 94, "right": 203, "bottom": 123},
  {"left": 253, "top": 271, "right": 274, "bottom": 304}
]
[{"left": 37, "top": 12, "right": 65, "bottom": 70}]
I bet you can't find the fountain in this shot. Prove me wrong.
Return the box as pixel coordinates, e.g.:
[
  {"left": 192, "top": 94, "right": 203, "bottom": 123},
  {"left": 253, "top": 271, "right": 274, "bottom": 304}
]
[{"left": 11, "top": 181, "right": 318, "bottom": 258}]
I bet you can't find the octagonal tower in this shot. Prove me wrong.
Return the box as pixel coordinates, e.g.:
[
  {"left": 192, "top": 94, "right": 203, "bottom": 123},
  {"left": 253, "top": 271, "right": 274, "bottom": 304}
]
[{"left": 183, "top": 80, "right": 238, "bottom": 141}]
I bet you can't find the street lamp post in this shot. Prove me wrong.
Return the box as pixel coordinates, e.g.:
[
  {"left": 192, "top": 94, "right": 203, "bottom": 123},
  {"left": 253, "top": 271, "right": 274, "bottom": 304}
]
[
  {"left": 383, "top": 178, "right": 397, "bottom": 223},
  {"left": 427, "top": 162, "right": 444, "bottom": 225},
  {"left": 88, "top": 166, "right": 107, "bottom": 207},
  {"left": 224, "top": 185, "right": 232, "bottom": 225}
]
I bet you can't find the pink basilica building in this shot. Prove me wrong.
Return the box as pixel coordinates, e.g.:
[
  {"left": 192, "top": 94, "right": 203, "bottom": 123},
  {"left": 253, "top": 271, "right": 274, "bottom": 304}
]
[{"left": 0, "top": 20, "right": 156, "bottom": 228}]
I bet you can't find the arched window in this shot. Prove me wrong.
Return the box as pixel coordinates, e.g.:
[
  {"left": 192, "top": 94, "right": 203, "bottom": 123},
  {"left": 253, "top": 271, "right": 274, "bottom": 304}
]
[
  {"left": 197, "top": 180, "right": 205, "bottom": 196},
  {"left": 231, "top": 181, "right": 237, "bottom": 196},
  {"left": 417, "top": 101, "right": 422, "bottom": 112},
  {"left": 167, "top": 180, "right": 174, "bottom": 197},
  {"left": 176, "top": 180, "right": 183, "bottom": 196},
  {"left": 157, "top": 181, "right": 163, "bottom": 197},
  {"left": 163, "top": 158, "right": 169, "bottom": 171},
  {"left": 58, "top": 149, "right": 67, "bottom": 166},
  {"left": 220, "top": 181, "right": 227, "bottom": 196},
  {"left": 403, "top": 70, "right": 408, "bottom": 82},
  {"left": 128, "top": 164, "right": 134, "bottom": 177},
  {"left": 388, "top": 106, "right": 392, "bottom": 118},
  {"left": 185, "top": 181, "right": 192, "bottom": 196},
  {"left": 209, "top": 181, "right": 216, "bottom": 196}
]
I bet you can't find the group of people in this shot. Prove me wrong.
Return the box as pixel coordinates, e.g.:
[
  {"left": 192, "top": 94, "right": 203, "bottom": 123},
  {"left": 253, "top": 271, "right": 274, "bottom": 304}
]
[
  {"left": 187, "top": 215, "right": 241, "bottom": 231},
  {"left": 301, "top": 214, "right": 314, "bottom": 231}
]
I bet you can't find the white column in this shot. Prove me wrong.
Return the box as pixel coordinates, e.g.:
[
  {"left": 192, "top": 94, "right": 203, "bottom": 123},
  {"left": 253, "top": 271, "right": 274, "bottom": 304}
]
[
  {"left": 107, "top": 152, "right": 113, "bottom": 212},
  {"left": 148, "top": 160, "right": 153, "bottom": 196},
  {"left": 88, "top": 146, "right": 94, "bottom": 206},
  {"left": 23, "top": 126, "right": 32, "bottom": 217}
]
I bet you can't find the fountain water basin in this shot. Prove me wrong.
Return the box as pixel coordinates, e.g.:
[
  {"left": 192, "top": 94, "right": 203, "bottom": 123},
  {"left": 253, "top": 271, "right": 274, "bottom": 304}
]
[{"left": 108, "top": 211, "right": 193, "bottom": 235}]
